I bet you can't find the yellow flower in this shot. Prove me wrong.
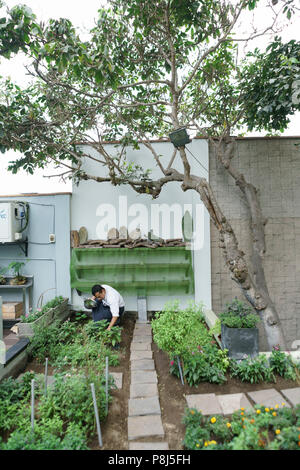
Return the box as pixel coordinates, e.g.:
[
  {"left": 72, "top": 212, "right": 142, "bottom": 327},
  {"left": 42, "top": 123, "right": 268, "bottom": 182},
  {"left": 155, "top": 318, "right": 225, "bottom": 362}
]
[
  {"left": 282, "top": 403, "right": 285, "bottom": 407},
  {"left": 272, "top": 412, "right": 277, "bottom": 417},
  {"left": 227, "top": 422, "right": 231, "bottom": 428},
  {"left": 256, "top": 409, "right": 261, "bottom": 414},
  {"left": 196, "top": 444, "right": 200, "bottom": 448},
  {"left": 210, "top": 440, "right": 217, "bottom": 445},
  {"left": 190, "top": 410, "right": 195, "bottom": 415},
  {"left": 210, "top": 417, "right": 216, "bottom": 424},
  {"left": 241, "top": 411, "right": 244, "bottom": 416},
  {"left": 241, "top": 407, "right": 245, "bottom": 411},
  {"left": 275, "top": 429, "right": 281, "bottom": 435},
  {"left": 270, "top": 407, "right": 273, "bottom": 410},
  {"left": 265, "top": 408, "right": 270, "bottom": 412},
  {"left": 275, "top": 404, "right": 279, "bottom": 409},
  {"left": 204, "top": 441, "right": 208, "bottom": 447}
]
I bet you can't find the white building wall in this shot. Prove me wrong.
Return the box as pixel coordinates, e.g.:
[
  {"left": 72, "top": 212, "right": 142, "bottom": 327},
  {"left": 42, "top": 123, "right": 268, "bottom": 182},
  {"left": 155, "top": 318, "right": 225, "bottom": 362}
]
[{"left": 71, "top": 139, "right": 211, "bottom": 312}]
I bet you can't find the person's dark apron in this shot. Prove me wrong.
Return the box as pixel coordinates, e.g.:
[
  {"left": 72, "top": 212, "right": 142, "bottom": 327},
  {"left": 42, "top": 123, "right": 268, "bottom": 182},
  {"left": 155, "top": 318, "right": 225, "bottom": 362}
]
[{"left": 92, "top": 299, "right": 124, "bottom": 325}]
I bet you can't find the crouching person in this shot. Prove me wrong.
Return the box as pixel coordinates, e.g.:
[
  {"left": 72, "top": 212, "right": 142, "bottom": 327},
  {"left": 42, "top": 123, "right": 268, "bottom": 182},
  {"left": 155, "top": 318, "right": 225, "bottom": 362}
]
[{"left": 91, "top": 284, "right": 125, "bottom": 330}]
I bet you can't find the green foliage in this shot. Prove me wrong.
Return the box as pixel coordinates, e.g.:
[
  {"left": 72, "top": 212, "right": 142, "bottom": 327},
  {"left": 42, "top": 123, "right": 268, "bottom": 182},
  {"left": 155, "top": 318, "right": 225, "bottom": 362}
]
[
  {"left": 241, "top": 38, "right": 300, "bottom": 132},
  {"left": 183, "top": 404, "right": 300, "bottom": 450},
  {"left": 219, "top": 298, "right": 260, "bottom": 329},
  {"left": 0, "top": 422, "right": 89, "bottom": 450},
  {"left": 151, "top": 300, "right": 209, "bottom": 358},
  {"left": 269, "top": 347, "right": 299, "bottom": 381},
  {"left": 20, "top": 295, "right": 65, "bottom": 323},
  {"left": 38, "top": 373, "right": 108, "bottom": 433},
  {"left": 170, "top": 344, "right": 229, "bottom": 385},
  {"left": 229, "top": 354, "right": 276, "bottom": 383},
  {"left": 0, "top": 372, "right": 43, "bottom": 432}
]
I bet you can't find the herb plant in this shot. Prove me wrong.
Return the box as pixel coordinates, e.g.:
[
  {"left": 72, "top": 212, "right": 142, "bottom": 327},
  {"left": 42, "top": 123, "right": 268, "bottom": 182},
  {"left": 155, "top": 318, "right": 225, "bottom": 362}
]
[{"left": 219, "top": 298, "right": 261, "bottom": 328}]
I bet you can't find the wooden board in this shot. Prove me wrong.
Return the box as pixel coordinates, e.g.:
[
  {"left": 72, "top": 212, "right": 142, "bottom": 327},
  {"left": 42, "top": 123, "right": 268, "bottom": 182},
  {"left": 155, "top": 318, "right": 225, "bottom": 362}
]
[{"left": 2, "top": 302, "right": 24, "bottom": 319}]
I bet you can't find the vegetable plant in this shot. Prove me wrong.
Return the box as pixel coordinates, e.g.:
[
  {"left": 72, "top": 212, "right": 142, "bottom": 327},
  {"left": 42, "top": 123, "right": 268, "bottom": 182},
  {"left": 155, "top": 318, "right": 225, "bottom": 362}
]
[{"left": 219, "top": 298, "right": 261, "bottom": 329}]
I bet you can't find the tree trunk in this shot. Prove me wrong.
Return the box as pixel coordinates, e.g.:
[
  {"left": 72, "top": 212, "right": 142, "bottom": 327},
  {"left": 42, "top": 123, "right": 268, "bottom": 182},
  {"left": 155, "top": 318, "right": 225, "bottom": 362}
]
[
  {"left": 180, "top": 142, "right": 287, "bottom": 351},
  {"left": 212, "top": 138, "right": 287, "bottom": 350}
]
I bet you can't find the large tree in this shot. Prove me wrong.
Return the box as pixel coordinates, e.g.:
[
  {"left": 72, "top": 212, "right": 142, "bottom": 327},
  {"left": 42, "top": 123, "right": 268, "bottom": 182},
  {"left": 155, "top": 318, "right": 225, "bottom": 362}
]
[{"left": 0, "top": 0, "right": 299, "bottom": 349}]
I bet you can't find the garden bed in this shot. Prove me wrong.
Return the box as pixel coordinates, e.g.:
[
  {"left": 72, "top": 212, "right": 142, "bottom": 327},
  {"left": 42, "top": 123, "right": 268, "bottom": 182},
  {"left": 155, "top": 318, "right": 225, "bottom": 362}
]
[
  {"left": 21, "top": 315, "right": 135, "bottom": 450},
  {"left": 1, "top": 311, "right": 299, "bottom": 450}
]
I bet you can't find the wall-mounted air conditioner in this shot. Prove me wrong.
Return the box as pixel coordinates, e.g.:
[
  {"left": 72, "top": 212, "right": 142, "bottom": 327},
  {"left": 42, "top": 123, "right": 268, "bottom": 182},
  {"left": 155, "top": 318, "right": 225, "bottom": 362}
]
[{"left": 0, "top": 202, "right": 28, "bottom": 243}]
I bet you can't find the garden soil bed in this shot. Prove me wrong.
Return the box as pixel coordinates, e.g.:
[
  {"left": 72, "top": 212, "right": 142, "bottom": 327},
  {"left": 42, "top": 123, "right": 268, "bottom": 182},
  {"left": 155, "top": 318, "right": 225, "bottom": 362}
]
[{"left": 22, "top": 316, "right": 298, "bottom": 451}]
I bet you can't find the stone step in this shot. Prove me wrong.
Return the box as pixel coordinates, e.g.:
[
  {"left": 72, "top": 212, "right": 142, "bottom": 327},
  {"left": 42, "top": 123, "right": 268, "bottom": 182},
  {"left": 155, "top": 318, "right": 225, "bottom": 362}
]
[
  {"left": 128, "top": 415, "right": 165, "bottom": 441},
  {"left": 130, "top": 382, "right": 159, "bottom": 399},
  {"left": 217, "top": 393, "right": 253, "bottom": 416},
  {"left": 129, "top": 442, "right": 169, "bottom": 450},
  {"left": 130, "top": 350, "right": 153, "bottom": 361},
  {"left": 280, "top": 387, "right": 300, "bottom": 407},
  {"left": 247, "top": 388, "right": 291, "bottom": 409},
  {"left": 131, "top": 359, "right": 155, "bottom": 371},
  {"left": 128, "top": 396, "right": 161, "bottom": 417},
  {"left": 185, "top": 393, "right": 223, "bottom": 415},
  {"left": 130, "top": 342, "right": 152, "bottom": 351},
  {"left": 131, "top": 336, "right": 152, "bottom": 344},
  {"left": 131, "top": 370, "right": 158, "bottom": 384}
]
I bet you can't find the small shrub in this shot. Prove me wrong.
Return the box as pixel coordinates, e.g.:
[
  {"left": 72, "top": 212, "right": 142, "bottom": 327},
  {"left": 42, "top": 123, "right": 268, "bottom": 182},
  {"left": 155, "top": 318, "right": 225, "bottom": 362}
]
[
  {"left": 219, "top": 298, "right": 260, "bottom": 329},
  {"left": 229, "top": 354, "right": 275, "bottom": 383},
  {"left": 151, "top": 300, "right": 210, "bottom": 358}
]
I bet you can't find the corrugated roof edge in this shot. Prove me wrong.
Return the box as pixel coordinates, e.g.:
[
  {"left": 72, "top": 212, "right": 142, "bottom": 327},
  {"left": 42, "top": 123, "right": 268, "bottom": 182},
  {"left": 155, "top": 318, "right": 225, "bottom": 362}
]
[
  {"left": 0, "top": 192, "right": 72, "bottom": 198},
  {"left": 75, "top": 135, "right": 300, "bottom": 145}
]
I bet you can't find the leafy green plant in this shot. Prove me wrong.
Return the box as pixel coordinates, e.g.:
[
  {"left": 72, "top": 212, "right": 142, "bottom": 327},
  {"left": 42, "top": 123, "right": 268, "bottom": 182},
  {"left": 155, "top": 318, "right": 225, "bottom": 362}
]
[
  {"left": 229, "top": 354, "right": 275, "bottom": 383},
  {"left": 151, "top": 300, "right": 209, "bottom": 358},
  {"left": 183, "top": 404, "right": 300, "bottom": 450},
  {"left": 0, "top": 421, "right": 89, "bottom": 450},
  {"left": 219, "top": 298, "right": 261, "bottom": 328},
  {"left": 269, "top": 347, "right": 298, "bottom": 381},
  {"left": 20, "top": 295, "right": 65, "bottom": 323},
  {"left": 170, "top": 344, "right": 229, "bottom": 386},
  {"left": 38, "top": 373, "right": 108, "bottom": 434}
]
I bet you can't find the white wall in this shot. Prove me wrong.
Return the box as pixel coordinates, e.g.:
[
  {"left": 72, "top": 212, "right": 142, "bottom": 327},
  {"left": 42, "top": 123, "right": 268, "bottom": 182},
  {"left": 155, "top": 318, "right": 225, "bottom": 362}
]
[{"left": 71, "top": 139, "right": 211, "bottom": 312}]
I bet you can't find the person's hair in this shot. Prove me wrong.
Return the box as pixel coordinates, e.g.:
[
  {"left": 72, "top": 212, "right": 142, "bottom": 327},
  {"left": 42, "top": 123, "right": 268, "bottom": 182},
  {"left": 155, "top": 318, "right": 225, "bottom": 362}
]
[{"left": 92, "top": 284, "right": 104, "bottom": 295}]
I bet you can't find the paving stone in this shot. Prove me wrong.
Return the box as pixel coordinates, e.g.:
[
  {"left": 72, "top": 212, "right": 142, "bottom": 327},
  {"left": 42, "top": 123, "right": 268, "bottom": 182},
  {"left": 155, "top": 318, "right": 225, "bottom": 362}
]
[
  {"left": 217, "top": 393, "right": 253, "bottom": 416},
  {"left": 131, "top": 359, "right": 155, "bottom": 371},
  {"left": 110, "top": 372, "right": 123, "bottom": 389},
  {"left": 134, "top": 323, "right": 152, "bottom": 329},
  {"left": 280, "top": 387, "right": 300, "bottom": 407},
  {"left": 130, "top": 350, "right": 153, "bottom": 361},
  {"left": 247, "top": 388, "right": 291, "bottom": 408},
  {"left": 129, "top": 442, "right": 169, "bottom": 450},
  {"left": 133, "top": 329, "right": 152, "bottom": 337},
  {"left": 130, "top": 382, "right": 159, "bottom": 399},
  {"left": 185, "top": 393, "right": 223, "bottom": 416},
  {"left": 131, "top": 336, "right": 152, "bottom": 344},
  {"left": 128, "top": 415, "right": 164, "bottom": 440},
  {"left": 131, "top": 370, "right": 158, "bottom": 384},
  {"left": 128, "top": 396, "right": 161, "bottom": 417},
  {"left": 130, "top": 342, "right": 152, "bottom": 351}
]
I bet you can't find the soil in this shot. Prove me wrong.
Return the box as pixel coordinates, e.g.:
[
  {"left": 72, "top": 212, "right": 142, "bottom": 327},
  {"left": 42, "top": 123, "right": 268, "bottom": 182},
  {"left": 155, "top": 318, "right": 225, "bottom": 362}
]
[{"left": 22, "top": 315, "right": 298, "bottom": 451}]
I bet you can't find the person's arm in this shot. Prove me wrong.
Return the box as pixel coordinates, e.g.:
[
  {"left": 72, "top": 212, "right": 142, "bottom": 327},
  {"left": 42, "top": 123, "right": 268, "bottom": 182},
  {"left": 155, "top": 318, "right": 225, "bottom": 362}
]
[
  {"left": 107, "top": 299, "right": 119, "bottom": 330},
  {"left": 107, "top": 316, "right": 118, "bottom": 330}
]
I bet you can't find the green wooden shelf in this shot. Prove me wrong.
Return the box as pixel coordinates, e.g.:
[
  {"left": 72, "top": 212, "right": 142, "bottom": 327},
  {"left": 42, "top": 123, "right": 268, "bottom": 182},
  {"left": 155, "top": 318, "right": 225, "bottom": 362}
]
[{"left": 70, "top": 247, "right": 194, "bottom": 296}]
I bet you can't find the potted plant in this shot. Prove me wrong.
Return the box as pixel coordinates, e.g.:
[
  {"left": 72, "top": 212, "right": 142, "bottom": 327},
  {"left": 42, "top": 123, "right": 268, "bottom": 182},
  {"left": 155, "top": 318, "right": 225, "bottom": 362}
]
[
  {"left": 219, "top": 298, "right": 261, "bottom": 359},
  {"left": 0, "top": 265, "right": 7, "bottom": 285},
  {"left": 7, "top": 261, "right": 27, "bottom": 285}
]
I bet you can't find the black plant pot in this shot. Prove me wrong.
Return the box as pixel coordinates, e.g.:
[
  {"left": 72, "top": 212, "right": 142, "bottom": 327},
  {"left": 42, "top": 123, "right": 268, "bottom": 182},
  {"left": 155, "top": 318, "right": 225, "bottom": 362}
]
[{"left": 221, "top": 323, "right": 259, "bottom": 360}]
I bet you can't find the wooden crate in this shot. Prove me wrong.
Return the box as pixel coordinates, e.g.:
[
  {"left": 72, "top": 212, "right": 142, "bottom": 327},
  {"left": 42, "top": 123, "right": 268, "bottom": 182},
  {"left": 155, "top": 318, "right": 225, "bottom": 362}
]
[{"left": 2, "top": 302, "right": 24, "bottom": 320}]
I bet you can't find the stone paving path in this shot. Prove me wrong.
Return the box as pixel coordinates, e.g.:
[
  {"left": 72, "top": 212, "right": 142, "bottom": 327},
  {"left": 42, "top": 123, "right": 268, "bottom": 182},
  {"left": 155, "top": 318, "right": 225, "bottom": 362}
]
[
  {"left": 185, "top": 387, "right": 300, "bottom": 416},
  {"left": 127, "top": 321, "right": 169, "bottom": 451}
]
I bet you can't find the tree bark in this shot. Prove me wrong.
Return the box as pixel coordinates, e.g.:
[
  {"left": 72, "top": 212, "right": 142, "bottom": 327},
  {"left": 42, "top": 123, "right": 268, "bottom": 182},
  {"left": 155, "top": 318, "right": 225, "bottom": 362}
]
[{"left": 211, "top": 138, "right": 287, "bottom": 350}]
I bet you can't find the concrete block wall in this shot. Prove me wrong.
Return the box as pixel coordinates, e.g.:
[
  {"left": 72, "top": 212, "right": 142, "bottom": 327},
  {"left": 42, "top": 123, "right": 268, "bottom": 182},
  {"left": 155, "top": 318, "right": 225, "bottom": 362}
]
[{"left": 209, "top": 137, "right": 300, "bottom": 350}]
